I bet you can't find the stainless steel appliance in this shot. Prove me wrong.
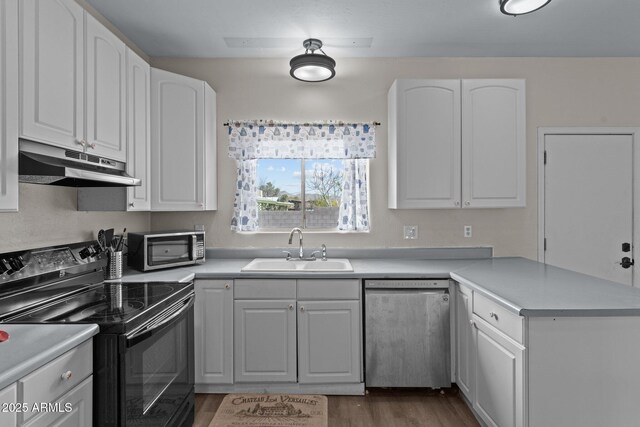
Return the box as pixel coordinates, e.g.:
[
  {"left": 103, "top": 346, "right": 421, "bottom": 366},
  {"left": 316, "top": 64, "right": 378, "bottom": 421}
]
[
  {"left": 128, "top": 230, "right": 205, "bottom": 272},
  {"left": 18, "top": 139, "right": 141, "bottom": 187},
  {"left": 364, "top": 279, "right": 451, "bottom": 388},
  {"left": 0, "top": 242, "right": 195, "bottom": 427}
]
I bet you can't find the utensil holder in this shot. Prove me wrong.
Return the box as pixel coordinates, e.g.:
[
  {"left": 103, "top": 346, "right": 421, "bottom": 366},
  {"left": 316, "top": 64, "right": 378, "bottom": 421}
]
[{"left": 105, "top": 251, "right": 123, "bottom": 280}]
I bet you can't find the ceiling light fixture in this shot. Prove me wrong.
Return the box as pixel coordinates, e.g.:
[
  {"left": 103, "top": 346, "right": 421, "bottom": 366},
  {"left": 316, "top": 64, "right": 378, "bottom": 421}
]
[
  {"left": 500, "top": 0, "right": 551, "bottom": 15},
  {"left": 289, "top": 39, "right": 336, "bottom": 82}
]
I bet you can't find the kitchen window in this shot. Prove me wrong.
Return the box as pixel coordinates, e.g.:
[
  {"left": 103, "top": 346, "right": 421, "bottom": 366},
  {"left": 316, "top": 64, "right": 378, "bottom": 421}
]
[{"left": 228, "top": 121, "right": 376, "bottom": 232}]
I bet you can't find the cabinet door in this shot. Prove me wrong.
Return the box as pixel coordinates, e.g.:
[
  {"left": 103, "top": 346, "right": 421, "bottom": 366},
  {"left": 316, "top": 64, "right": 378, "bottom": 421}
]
[
  {"left": 473, "top": 316, "right": 525, "bottom": 427},
  {"left": 126, "top": 48, "right": 151, "bottom": 210},
  {"left": 0, "top": 0, "right": 18, "bottom": 212},
  {"left": 22, "top": 376, "right": 92, "bottom": 427},
  {"left": 151, "top": 68, "right": 206, "bottom": 211},
  {"left": 455, "top": 284, "right": 474, "bottom": 400},
  {"left": 297, "top": 300, "right": 361, "bottom": 384},
  {"left": 234, "top": 300, "right": 296, "bottom": 382},
  {"left": 462, "top": 79, "right": 526, "bottom": 208},
  {"left": 20, "top": 0, "right": 84, "bottom": 150},
  {"left": 388, "top": 79, "right": 461, "bottom": 208},
  {"left": 194, "top": 280, "right": 233, "bottom": 385},
  {"left": 0, "top": 382, "right": 17, "bottom": 427},
  {"left": 85, "top": 12, "right": 126, "bottom": 162}
]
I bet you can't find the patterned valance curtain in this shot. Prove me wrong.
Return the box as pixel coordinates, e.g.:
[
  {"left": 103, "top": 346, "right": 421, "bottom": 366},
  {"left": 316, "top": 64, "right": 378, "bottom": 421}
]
[
  {"left": 228, "top": 121, "right": 376, "bottom": 160},
  {"left": 228, "top": 120, "right": 376, "bottom": 232}
]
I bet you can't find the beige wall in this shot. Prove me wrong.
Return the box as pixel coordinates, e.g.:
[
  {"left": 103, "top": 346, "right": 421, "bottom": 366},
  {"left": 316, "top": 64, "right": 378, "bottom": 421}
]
[
  {"left": 0, "top": 184, "right": 149, "bottom": 252},
  {"left": 149, "top": 57, "right": 640, "bottom": 258}
]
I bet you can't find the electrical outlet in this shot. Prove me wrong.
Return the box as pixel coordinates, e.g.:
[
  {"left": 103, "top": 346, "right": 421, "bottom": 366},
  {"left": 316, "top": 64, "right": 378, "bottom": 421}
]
[
  {"left": 464, "top": 225, "right": 472, "bottom": 238},
  {"left": 403, "top": 225, "right": 418, "bottom": 240}
]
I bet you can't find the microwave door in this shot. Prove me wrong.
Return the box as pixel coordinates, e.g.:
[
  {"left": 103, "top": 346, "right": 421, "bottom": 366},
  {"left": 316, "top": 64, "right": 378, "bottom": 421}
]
[{"left": 147, "top": 237, "right": 191, "bottom": 267}]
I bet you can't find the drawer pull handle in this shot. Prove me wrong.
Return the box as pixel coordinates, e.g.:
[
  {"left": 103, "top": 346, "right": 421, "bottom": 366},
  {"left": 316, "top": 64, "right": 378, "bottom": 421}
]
[
  {"left": 61, "top": 371, "right": 73, "bottom": 381},
  {"left": 489, "top": 312, "right": 499, "bottom": 320}
]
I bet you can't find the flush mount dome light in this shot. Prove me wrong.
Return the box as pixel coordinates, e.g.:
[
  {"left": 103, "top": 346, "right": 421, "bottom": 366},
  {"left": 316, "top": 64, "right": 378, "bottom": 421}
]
[
  {"left": 500, "top": 0, "right": 551, "bottom": 15},
  {"left": 289, "top": 38, "right": 336, "bottom": 82}
]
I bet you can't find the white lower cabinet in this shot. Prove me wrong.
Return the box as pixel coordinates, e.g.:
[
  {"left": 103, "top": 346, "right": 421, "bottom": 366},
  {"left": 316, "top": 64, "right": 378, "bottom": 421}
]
[
  {"left": 297, "top": 300, "right": 361, "bottom": 384},
  {"left": 195, "top": 278, "right": 362, "bottom": 392},
  {"left": 472, "top": 315, "right": 525, "bottom": 427},
  {"left": 455, "top": 283, "right": 474, "bottom": 400},
  {"left": 194, "top": 280, "right": 233, "bottom": 385},
  {"left": 0, "top": 339, "right": 93, "bottom": 427},
  {"left": 234, "top": 299, "right": 297, "bottom": 382},
  {"left": 0, "top": 383, "right": 17, "bottom": 426}
]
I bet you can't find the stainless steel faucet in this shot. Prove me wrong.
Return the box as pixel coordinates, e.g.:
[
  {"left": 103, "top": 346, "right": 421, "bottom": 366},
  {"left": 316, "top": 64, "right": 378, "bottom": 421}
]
[{"left": 288, "top": 227, "right": 304, "bottom": 259}]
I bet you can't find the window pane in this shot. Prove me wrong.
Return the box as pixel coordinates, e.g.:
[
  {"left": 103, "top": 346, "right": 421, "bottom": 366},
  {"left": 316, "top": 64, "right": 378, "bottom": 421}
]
[
  {"left": 304, "top": 159, "right": 343, "bottom": 229},
  {"left": 256, "top": 159, "right": 302, "bottom": 229}
]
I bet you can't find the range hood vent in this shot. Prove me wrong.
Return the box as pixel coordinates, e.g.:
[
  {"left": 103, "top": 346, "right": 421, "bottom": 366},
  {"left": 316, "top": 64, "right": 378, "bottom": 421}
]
[{"left": 18, "top": 140, "right": 141, "bottom": 187}]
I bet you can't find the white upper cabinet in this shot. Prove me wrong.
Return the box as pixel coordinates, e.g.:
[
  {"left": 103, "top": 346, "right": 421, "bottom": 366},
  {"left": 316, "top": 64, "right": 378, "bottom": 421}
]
[
  {"left": 0, "top": 0, "right": 18, "bottom": 212},
  {"left": 388, "top": 79, "right": 461, "bottom": 208},
  {"left": 388, "top": 78, "right": 526, "bottom": 209},
  {"left": 462, "top": 79, "right": 526, "bottom": 208},
  {"left": 151, "top": 68, "right": 217, "bottom": 211},
  {"left": 85, "top": 12, "right": 127, "bottom": 162},
  {"left": 20, "top": 0, "right": 84, "bottom": 150},
  {"left": 125, "top": 48, "right": 150, "bottom": 210}
]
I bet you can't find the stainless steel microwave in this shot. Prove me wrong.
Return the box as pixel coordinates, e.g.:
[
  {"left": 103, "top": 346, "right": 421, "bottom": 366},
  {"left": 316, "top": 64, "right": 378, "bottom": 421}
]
[{"left": 127, "top": 231, "right": 205, "bottom": 271}]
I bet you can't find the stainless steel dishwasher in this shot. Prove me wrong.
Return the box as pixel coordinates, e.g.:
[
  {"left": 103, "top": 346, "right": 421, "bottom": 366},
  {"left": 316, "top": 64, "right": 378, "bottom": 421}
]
[{"left": 365, "top": 279, "right": 451, "bottom": 388}]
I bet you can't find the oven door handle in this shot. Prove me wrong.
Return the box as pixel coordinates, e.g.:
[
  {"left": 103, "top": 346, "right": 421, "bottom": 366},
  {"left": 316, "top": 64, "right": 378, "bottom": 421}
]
[{"left": 125, "top": 294, "right": 195, "bottom": 348}]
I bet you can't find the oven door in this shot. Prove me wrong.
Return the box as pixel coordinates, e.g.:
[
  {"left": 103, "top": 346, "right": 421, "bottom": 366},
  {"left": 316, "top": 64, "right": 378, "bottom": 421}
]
[
  {"left": 123, "top": 294, "right": 194, "bottom": 426},
  {"left": 145, "top": 234, "right": 197, "bottom": 270}
]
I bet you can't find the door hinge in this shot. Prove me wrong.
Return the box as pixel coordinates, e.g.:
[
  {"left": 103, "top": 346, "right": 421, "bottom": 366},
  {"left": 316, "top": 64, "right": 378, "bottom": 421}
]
[
  {"left": 544, "top": 238, "right": 547, "bottom": 251},
  {"left": 544, "top": 150, "right": 547, "bottom": 165}
]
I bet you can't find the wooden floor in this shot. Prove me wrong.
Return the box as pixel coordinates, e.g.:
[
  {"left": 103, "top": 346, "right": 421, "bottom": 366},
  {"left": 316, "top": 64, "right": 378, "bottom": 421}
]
[{"left": 194, "top": 388, "right": 480, "bottom": 427}]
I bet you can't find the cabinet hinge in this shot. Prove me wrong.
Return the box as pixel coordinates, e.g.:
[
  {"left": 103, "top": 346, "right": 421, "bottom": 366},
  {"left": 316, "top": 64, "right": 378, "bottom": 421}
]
[
  {"left": 544, "top": 238, "right": 547, "bottom": 251},
  {"left": 544, "top": 150, "right": 547, "bottom": 165}
]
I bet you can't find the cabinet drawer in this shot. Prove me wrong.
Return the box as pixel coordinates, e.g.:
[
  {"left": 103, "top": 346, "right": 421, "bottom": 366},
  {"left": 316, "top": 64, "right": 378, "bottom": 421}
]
[
  {"left": 234, "top": 279, "right": 296, "bottom": 299},
  {"left": 19, "top": 340, "right": 92, "bottom": 423},
  {"left": 297, "top": 279, "right": 360, "bottom": 300},
  {"left": 473, "top": 293, "right": 523, "bottom": 343}
]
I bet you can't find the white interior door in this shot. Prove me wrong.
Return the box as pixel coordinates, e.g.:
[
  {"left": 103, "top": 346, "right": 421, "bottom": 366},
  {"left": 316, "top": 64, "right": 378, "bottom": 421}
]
[{"left": 543, "top": 133, "right": 634, "bottom": 285}]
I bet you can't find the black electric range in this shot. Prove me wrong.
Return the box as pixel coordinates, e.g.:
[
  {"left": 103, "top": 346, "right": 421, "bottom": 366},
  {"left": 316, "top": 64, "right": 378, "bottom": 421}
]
[{"left": 0, "top": 242, "right": 195, "bottom": 427}]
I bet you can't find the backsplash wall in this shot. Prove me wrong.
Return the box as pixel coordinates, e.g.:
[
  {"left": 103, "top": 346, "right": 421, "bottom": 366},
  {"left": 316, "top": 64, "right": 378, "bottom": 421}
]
[
  {"left": 149, "top": 56, "right": 640, "bottom": 259},
  {"left": 0, "top": 184, "right": 149, "bottom": 252}
]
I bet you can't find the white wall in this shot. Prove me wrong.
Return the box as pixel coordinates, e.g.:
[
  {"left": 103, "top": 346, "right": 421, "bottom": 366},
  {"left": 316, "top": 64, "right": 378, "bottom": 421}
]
[
  {"left": 0, "top": 184, "right": 149, "bottom": 252},
  {"left": 149, "top": 56, "right": 640, "bottom": 258}
]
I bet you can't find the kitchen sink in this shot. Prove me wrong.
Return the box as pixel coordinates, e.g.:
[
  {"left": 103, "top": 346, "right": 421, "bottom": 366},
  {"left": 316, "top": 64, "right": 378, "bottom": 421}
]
[{"left": 241, "top": 258, "right": 353, "bottom": 272}]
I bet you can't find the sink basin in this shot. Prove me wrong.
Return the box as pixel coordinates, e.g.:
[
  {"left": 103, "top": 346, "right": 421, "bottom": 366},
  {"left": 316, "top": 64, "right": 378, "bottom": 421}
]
[{"left": 241, "top": 258, "right": 353, "bottom": 272}]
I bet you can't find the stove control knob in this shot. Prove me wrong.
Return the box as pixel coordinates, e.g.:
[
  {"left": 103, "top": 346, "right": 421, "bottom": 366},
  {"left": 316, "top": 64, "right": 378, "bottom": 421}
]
[
  {"left": 0, "top": 330, "right": 9, "bottom": 342},
  {"left": 61, "top": 370, "right": 73, "bottom": 381}
]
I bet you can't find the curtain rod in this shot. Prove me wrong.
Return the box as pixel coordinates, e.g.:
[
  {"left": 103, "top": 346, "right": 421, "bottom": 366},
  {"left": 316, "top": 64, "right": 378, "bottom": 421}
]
[{"left": 223, "top": 121, "right": 381, "bottom": 127}]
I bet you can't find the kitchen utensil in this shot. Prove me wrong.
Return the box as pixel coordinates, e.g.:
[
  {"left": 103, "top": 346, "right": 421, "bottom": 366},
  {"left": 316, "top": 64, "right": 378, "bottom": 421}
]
[
  {"left": 115, "top": 228, "right": 127, "bottom": 252},
  {"left": 97, "top": 229, "right": 105, "bottom": 251},
  {"left": 105, "top": 228, "right": 114, "bottom": 250}
]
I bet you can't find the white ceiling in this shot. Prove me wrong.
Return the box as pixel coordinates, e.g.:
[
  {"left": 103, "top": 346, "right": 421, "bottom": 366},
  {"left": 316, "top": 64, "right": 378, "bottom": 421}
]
[{"left": 86, "top": 0, "right": 640, "bottom": 58}]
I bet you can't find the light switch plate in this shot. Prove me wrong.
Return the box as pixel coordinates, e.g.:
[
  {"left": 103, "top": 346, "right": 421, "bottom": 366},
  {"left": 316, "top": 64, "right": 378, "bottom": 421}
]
[{"left": 404, "top": 225, "right": 418, "bottom": 240}]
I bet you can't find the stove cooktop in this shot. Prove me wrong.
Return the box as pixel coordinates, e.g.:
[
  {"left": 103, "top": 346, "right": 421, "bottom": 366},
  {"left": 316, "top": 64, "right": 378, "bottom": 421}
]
[{"left": 3, "top": 281, "right": 193, "bottom": 334}]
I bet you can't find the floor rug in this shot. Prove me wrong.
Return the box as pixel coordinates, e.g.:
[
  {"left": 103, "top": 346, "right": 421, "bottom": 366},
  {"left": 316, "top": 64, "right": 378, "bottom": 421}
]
[{"left": 209, "top": 394, "right": 328, "bottom": 427}]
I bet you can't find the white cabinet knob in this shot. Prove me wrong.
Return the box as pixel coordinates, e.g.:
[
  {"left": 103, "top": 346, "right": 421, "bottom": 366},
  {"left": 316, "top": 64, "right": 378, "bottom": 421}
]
[
  {"left": 288, "top": 304, "right": 294, "bottom": 310},
  {"left": 469, "top": 320, "right": 476, "bottom": 327},
  {"left": 61, "top": 370, "right": 72, "bottom": 381},
  {"left": 300, "top": 306, "right": 305, "bottom": 312},
  {"left": 225, "top": 283, "right": 230, "bottom": 289},
  {"left": 455, "top": 201, "right": 460, "bottom": 207},
  {"left": 129, "top": 202, "right": 135, "bottom": 208},
  {"left": 465, "top": 201, "right": 471, "bottom": 206}
]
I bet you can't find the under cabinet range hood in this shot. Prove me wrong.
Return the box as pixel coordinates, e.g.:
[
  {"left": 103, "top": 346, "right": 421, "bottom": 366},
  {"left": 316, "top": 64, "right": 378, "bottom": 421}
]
[{"left": 18, "top": 140, "right": 141, "bottom": 187}]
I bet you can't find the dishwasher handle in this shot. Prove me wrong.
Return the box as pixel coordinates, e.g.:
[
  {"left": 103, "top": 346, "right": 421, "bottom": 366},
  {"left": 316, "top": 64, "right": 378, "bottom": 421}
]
[{"left": 364, "top": 279, "right": 449, "bottom": 289}]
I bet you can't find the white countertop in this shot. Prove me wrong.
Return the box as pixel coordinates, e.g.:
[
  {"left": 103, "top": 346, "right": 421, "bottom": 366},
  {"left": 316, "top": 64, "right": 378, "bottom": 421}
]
[
  {"left": 0, "top": 324, "right": 99, "bottom": 390},
  {"left": 113, "top": 255, "right": 640, "bottom": 318},
  {"left": 451, "top": 257, "right": 640, "bottom": 317}
]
